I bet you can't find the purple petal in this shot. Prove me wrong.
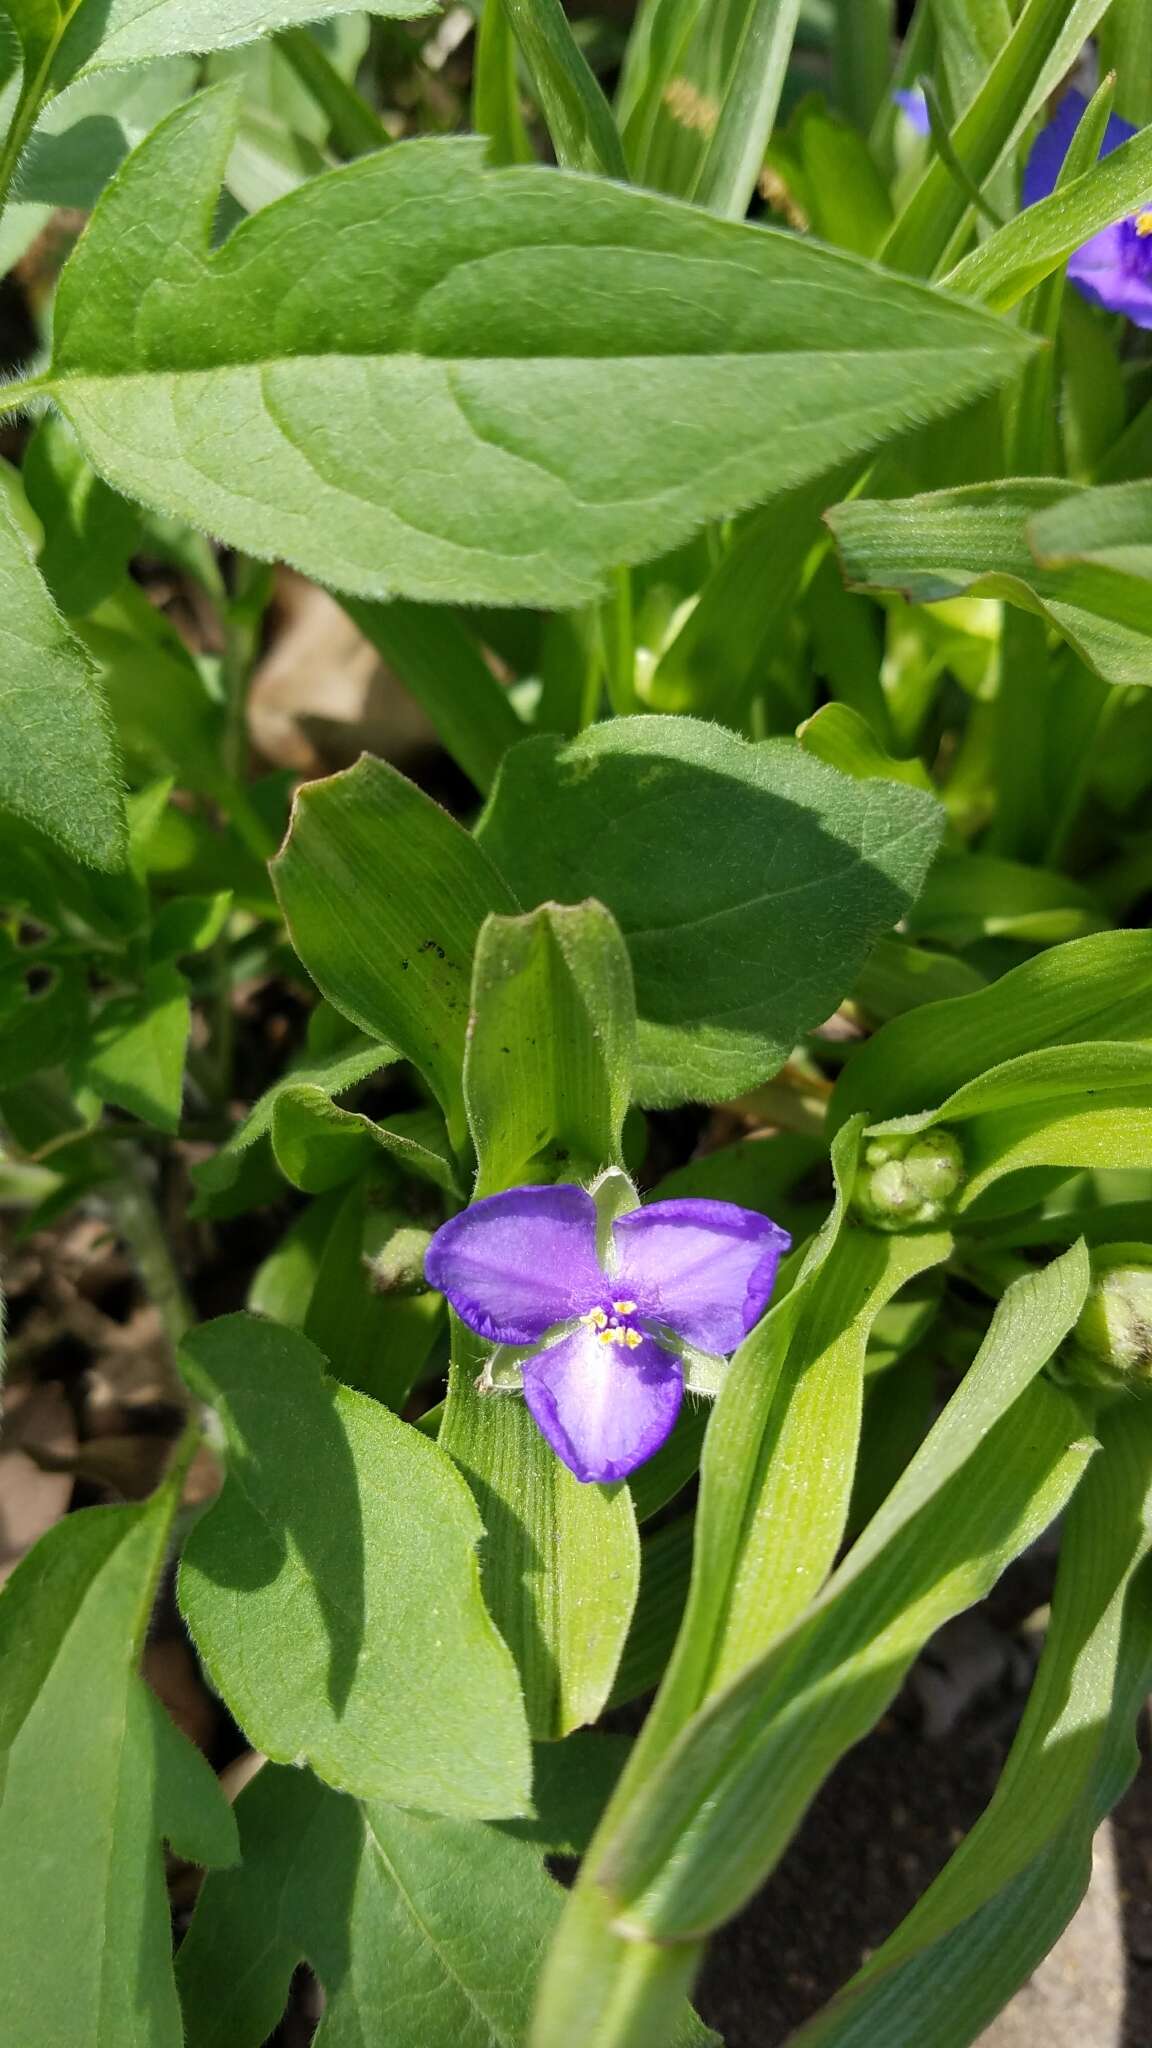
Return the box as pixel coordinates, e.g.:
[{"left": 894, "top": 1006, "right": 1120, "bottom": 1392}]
[
  {"left": 893, "top": 88, "right": 930, "bottom": 139},
  {"left": 1070, "top": 222, "right": 1152, "bottom": 327},
  {"left": 425, "top": 1184, "right": 603, "bottom": 1345},
  {"left": 1023, "top": 88, "right": 1135, "bottom": 207},
  {"left": 612, "top": 1199, "right": 791, "bottom": 1355},
  {"left": 522, "top": 1328, "right": 683, "bottom": 1483}
]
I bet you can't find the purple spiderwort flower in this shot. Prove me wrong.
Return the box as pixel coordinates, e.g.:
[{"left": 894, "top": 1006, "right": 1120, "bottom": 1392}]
[
  {"left": 893, "top": 87, "right": 931, "bottom": 140},
  {"left": 1024, "top": 88, "right": 1152, "bottom": 327},
  {"left": 426, "top": 1182, "right": 791, "bottom": 1485}
]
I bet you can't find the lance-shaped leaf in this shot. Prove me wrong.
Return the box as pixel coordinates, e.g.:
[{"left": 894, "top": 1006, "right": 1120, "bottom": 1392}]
[
  {"left": 828, "top": 483, "right": 1152, "bottom": 689},
  {"left": 592, "top": 1245, "right": 1094, "bottom": 1941},
  {"left": 792, "top": 1398, "right": 1152, "bottom": 2048},
  {"left": 0, "top": 1475, "right": 238, "bottom": 2048},
  {"left": 0, "top": 490, "right": 126, "bottom": 870},
  {"left": 272, "top": 755, "right": 518, "bottom": 1152},
  {"left": 1029, "top": 476, "right": 1152, "bottom": 579},
  {"left": 477, "top": 717, "right": 944, "bottom": 1106},
  {"left": 440, "top": 904, "right": 641, "bottom": 1741},
  {"left": 8, "top": 87, "right": 1038, "bottom": 608},
  {"left": 832, "top": 929, "right": 1152, "bottom": 1130},
  {"left": 6, "top": 0, "right": 434, "bottom": 95},
  {"left": 177, "top": 1763, "right": 568, "bottom": 2048},
  {"left": 178, "top": 1314, "right": 532, "bottom": 1818},
  {"left": 193, "top": 1020, "right": 398, "bottom": 1202}
]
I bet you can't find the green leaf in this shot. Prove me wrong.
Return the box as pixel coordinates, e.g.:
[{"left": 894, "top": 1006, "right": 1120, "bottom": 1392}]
[
  {"left": 272, "top": 755, "right": 518, "bottom": 1150},
  {"left": 471, "top": 0, "right": 534, "bottom": 168},
  {"left": 690, "top": 0, "right": 801, "bottom": 219},
  {"left": 271, "top": 1085, "right": 460, "bottom": 1195},
  {"left": 0, "top": 1474, "right": 238, "bottom": 2048},
  {"left": 792, "top": 1397, "right": 1152, "bottom": 2047},
  {"left": 343, "top": 598, "right": 526, "bottom": 796},
  {"left": 832, "top": 929, "right": 1152, "bottom": 1129},
  {"left": 598, "top": 1246, "right": 1095, "bottom": 1940},
  {"left": 608, "top": 1514, "right": 694, "bottom": 1708},
  {"left": 178, "top": 1313, "right": 532, "bottom": 1817},
  {"left": 23, "top": 411, "right": 141, "bottom": 616},
  {"left": 880, "top": 0, "right": 1112, "bottom": 276},
  {"left": 11, "top": 87, "right": 1039, "bottom": 608},
  {"left": 1028, "top": 475, "right": 1152, "bottom": 581},
  {"left": 79, "top": 961, "right": 190, "bottom": 1131},
  {"left": 907, "top": 851, "right": 1108, "bottom": 948},
  {"left": 7, "top": 0, "right": 434, "bottom": 94},
  {"left": 0, "top": 491, "right": 126, "bottom": 870},
  {"left": 193, "top": 1022, "right": 396, "bottom": 1202},
  {"left": 828, "top": 483, "right": 1152, "bottom": 689},
  {"left": 799, "top": 701, "right": 934, "bottom": 790},
  {"left": 301, "top": 1177, "right": 445, "bottom": 1408},
  {"left": 440, "top": 902, "right": 641, "bottom": 1741},
  {"left": 178, "top": 1763, "right": 568, "bottom": 2048},
  {"left": 476, "top": 716, "right": 944, "bottom": 1105},
  {"left": 500, "top": 0, "right": 626, "bottom": 176},
  {"left": 466, "top": 902, "right": 635, "bottom": 1196},
  {"left": 945, "top": 113, "right": 1152, "bottom": 309}
]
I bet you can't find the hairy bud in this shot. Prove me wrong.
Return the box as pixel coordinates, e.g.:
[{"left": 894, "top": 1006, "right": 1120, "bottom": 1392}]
[
  {"left": 854, "top": 1128, "right": 965, "bottom": 1232},
  {"left": 1065, "top": 1245, "right": 1152, "bottom": 1392}
]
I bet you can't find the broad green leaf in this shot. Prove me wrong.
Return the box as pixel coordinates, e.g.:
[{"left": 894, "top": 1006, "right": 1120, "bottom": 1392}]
[
  {"left": 442, "top": 903, "right": 641, "bottom": 1741},
  {"left": 192, "top": 1019, "right": 396, "bottom": 1201},
  {"left": 832, "top": 929, "right": 1152, "bottom": 1129},
  {"left": 793, "top": 1398, "right": 1152, "bottom": 2047},
  {"left": 0, "top": 1473, "right": 238, "bottom": 2048},
  {"left": 6, "top": 0, "right": 434, "bottom": 94},
  {"left": 178, "top": 1762, "right": 568, "bottom": 2048},
  {"left": 79, "top": 961, "right": 190, "bottom": 1131},
  {"left": 7, "top": 88, "right": 1039, "bottom": 608},
  {"left": 466, "top": 902, "right": 635, "bottom": 1196},
  {"left": 597, "top": 1246, "right": 1094, "bottom": 1939},
  {"left": 828, "top": 483, "right": 1152, "bottom": 688},
  {"left": 343, "top": 598, "right": 526, "bottom": 796},
  {"left": 273, "top": 755, "right": 518, "bottom": 1150},
  {"left": 945, "top": 114, "right": 1152, "bottom": 309},
  {"left": 476, "top": 716, "right": 944, "bottom": 1105},
  {"left": 178, "top": 1314, "right": 532, "bottom": 1817},
  {"left": 799, "top": 702, "right": 934, "bottom": 790},
  {"left": 0, "top": 491, "right": 126, "bottom": 870}
]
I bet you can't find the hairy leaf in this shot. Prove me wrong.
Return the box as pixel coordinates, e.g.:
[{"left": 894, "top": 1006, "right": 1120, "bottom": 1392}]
[
  {"left": 179, "top": 1314, "right": 532, "bottom": 1817},
  {"left": 477, "top": 717, "right": 944, "bottom": 1105},
  {"left": 9, "top": 87, "right": 1037, "bottom": 607}
]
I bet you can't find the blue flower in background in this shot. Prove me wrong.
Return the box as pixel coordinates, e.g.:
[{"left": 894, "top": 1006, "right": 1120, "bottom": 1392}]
[
  {"left": 426, "top": 1183, "right": 790, "bottom": 1483},
  {"left": 1025, "top": 88, "right": 1152, "bottom": 327},
  {"left": 893, "top": 87, "right": 931, "bottom": 139}
]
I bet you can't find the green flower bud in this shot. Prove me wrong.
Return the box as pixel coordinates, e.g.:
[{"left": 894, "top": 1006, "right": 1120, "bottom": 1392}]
[
  {"left": 368, "top": 1223, "right": 435, "bottom": 1296},
  {"left": 1065, "top": 1245, "right": 1152, "bottom": 1393},
  {"left": 854, "top": 1128, "right": 965, "bottom": 1233}
]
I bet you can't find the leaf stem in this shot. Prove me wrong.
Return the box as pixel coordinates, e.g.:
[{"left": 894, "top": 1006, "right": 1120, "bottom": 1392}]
[
  {"left": 102, "top": 1154, "right": 194, "bottom": 1385},
  {"left": 275, "top": 28, "right": 391, "bottom": 158}
]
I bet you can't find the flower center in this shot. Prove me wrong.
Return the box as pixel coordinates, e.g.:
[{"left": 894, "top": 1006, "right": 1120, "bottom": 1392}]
[
  {"left": 582, "top": 1300, "right": 644, "bottom": 1350},
  {"left": 1136, "top": 209, "right": 1152, "bottom": 238}
]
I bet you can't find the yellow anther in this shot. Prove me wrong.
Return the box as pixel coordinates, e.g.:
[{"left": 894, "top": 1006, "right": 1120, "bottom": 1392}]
[
  {"left": 597, "top": 1325, "right": 624, "bottom": 1346},
  {"left": 612, "top": 1300, "right": 637, "bottom": 1316},
  {"left": 583, "top": 1306, "right": 608, "bottom": 1329},
  {"left": 624, "top": 1328, "right": 643, "bottom": 1350},
  {"left": 1136, "top": 208, "right": 1152, "bottom": 237}
]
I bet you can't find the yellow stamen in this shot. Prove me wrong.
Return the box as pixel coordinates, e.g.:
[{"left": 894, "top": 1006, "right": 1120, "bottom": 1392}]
[
  {"left": 583, "top": 1306, "right": 608, "bottom": 1329},
  {"left": 612, "top": 1299, "right": 637, "bottom": 1315},
  {"left": 597, "top": 1325, "right": 624, "bottom": 1346},
  {"left": 624, "top": 1328, "right": 643, "bottom": 1350},
  {"left": 1136, "top": 209, "right": 1152, "bottom": 237}
]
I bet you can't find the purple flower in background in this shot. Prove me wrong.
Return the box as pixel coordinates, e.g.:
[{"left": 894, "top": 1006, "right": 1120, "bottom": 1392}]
[
  {"left": 426, "top": 1184, "right": 791, "bottom": 1484},
  {"left": 893, "top": 87, "right": 931, "bottom": 139},
  {"left": 1024, "top": 88, "right": 1152, "bottom": 327}
]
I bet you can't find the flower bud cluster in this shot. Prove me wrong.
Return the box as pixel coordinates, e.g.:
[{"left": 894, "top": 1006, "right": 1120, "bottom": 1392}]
[{"left": 853, "top": 1128, "right": 965, "bottom": 1232}]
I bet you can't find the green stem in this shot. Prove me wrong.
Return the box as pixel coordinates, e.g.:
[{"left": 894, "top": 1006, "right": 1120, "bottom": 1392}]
[
  {"left": 275, "top": 27, "right": 391, "bottom": 157},
  {"left": 833, "top": 0, "right": 892, "bottom": 134},
  {"left": 0, "top": 375, "right": 48, "bottom": 415},
  {"left": 104, "top": 1156, "right": 194, "bottom": 1369},
  {"left": 0, "top": 73, "right": 45, "bottom": 223}
]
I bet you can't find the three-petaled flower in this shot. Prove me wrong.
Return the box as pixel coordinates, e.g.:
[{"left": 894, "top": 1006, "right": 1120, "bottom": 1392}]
[
  {"left": 1025, "top": 89, "right": 1152, "bottom": 328},
  {"left": 426, "top": 1183, "right": 791, "bottom": 1484}
]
